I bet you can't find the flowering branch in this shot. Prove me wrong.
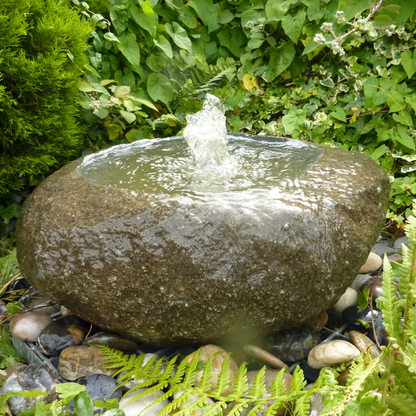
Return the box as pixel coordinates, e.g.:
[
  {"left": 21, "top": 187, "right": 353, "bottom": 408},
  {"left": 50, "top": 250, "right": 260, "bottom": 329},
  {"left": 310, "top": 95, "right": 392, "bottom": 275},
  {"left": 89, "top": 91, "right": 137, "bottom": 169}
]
[{"left": 313, "top": 0, "right": 386, "bottom": 56}]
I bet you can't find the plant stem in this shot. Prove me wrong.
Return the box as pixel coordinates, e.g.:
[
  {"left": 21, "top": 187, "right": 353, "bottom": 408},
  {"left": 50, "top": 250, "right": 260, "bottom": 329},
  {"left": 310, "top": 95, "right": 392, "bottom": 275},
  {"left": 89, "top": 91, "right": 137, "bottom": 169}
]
[
  {"left": 402, "top": 243, "right": 416, "bottom": 343},
  {"left": 379, "top": 345, "right": 393, "bottom": 412}
]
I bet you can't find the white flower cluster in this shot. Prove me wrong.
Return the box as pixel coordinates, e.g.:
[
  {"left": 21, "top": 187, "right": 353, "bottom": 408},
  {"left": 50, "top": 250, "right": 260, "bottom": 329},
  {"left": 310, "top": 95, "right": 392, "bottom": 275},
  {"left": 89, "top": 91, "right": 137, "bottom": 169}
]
[
  {"left": 355, "top": 19, "right": 368, "bottom": 32},
  {"left": 314, "top": 33, "right": 327, "bottom": 45},
  {"left": 331, "top": 41, "right": 345, "bottom": 56},
  {"left": 335, "top": 10, "right": 346, "bottom": 24},
  {"left": 89, "top": 98, "right": 102, "bottom": 116},
  {"left": 245, "top": 20, "right": 264, "bottom": 33},
  {"left": 320, "top": 22, "right": 333, "bottom": 33}
]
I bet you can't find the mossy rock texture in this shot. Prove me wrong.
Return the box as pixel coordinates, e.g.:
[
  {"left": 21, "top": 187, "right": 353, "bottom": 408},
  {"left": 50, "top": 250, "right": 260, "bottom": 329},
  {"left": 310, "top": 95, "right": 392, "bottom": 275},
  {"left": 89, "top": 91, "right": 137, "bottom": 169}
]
[{"left": 16, "top": 139, "right": 389, "bottom": 346}]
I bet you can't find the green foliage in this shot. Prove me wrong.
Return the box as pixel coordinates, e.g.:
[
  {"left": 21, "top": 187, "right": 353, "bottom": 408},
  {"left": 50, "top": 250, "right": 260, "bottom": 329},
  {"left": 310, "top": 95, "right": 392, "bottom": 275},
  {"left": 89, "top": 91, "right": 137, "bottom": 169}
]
[
  {"left": 0, "top": 0, "right": 92, "bottom": 195},
  {"left": 73, "top": 0, "right": 416, "bottom": 225}
]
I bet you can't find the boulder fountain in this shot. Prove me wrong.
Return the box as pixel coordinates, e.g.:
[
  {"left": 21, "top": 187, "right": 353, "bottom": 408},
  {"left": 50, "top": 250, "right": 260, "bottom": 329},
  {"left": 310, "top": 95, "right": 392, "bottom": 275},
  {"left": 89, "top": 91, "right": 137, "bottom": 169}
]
[{"left": 16, "top": 95, "right": 390, "bottom": 346}]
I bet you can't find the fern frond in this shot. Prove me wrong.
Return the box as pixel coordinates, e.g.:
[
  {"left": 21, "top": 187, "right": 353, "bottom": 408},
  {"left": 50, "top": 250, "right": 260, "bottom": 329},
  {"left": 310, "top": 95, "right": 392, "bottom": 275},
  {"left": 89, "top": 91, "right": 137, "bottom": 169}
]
[
  {"left": 211, "top": 354, "right": 231, "bottom": 396},
  {"left": 390, "top": 360, "right": 416, "bottom": 398},
  {"left": 400, "top": 341, "right": 416, "bottom": 374},
  {"left": 170, "top": 353, "right": 192, "bottom": 385},
  {"left": 195, "top": 353, "right": 214, "bottom": 393},
  {"left": 263, "top": 399, "right": 287, "bottom": 416},
  {"left": 404, "top": 308, "right": 416, "bottom": 345},
  {"left": 289, "top": 366, "right": 307, "bottom": 393},
  {"left": 227, "top": 402, "right": 248, "bottom": 416},
  {"left": 197, "top": 400, "right": 227, "bottom": 416},
  {"left": 150, "top": 385, "right": 184, "bottom": 416},
  {"left": 182, "top": 348, "right": 201, "bottom": 387},
  {"left": 268, "top": 369, "right": 288, "bottom": 398},
  {"left": 386, "top": 385, "right": 416, "bottom": 416},
  {"left": 319, "top": 354, "right": 384, "bottom": 415},
  {"left": 293, "top": 389, "right": 311, "bottom": 416},
  {"left": 376, "top": 254, "right": 403, "bottom": 344},
  {"left": 399, "top": 244, "right": 411, "bottom": 299},
  {"left": 247, "top": 366, "right": 267, "bottom": 399},
  {"left": 228, "top": 362, "right": 249, "bottom": 399},
  {"left": 246, "top": 401, "right": 266, "bottom": 416},
  {"left": 404, "top": 208, "right": 416, "bottom": 244}
]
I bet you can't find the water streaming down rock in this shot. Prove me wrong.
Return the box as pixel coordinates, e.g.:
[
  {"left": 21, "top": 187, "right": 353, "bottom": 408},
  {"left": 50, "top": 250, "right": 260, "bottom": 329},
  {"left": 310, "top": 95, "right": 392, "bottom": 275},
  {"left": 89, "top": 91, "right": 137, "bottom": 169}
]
[{"left": 16, "top": 95, "right": 390, "bottom": 346}]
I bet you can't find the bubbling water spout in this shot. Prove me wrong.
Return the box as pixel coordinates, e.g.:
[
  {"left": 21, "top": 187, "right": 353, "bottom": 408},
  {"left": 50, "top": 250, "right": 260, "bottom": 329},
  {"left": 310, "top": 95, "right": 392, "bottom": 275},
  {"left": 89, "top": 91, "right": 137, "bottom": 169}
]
[{"left": 183, "top": 93, "right": 230, "bottom": 170}]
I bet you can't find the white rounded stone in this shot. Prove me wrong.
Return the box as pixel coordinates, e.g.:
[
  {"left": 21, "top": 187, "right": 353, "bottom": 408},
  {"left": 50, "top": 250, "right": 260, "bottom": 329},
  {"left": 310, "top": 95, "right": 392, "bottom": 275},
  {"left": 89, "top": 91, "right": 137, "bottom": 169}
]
[
  {"left": 10, "top": 311, "right": 53, "bottom": 342},
  {"left": 358, "top": 252, "right": 382, "bottom": 273},
  {"left": 331, "top": 287, "right": 358, "bottom": 314},
  {"left": 307, "top": 340, "right": 361, "bottom": 369},
  {"left": 173, "top": 391, "right": 215, "bottom": 416},
  {"left": 119, "top": 389, "right": 168, "bottom": 416}
]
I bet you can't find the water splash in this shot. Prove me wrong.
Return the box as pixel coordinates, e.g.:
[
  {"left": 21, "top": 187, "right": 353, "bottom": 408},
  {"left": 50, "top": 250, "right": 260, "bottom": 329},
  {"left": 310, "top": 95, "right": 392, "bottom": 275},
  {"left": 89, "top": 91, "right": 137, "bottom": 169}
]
[{"left": 183, "top": 94, "right": 230, "bottom": 169}]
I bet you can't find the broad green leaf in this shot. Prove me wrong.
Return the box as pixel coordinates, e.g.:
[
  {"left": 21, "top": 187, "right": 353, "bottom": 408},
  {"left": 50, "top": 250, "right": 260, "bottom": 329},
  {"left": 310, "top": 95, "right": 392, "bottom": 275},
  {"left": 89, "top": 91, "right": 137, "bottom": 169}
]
[
  {"left": 97, "top": 108, "right": 109, "bottom": 119},
  {"left": 281, "top": 10, "right": 306, "bottom": 44},
  {"left": 374, "top": 0, "right": 416, "bottom": 24},
  {"left": 103, "top": 32, "right": 120, "bottom": 43},
  {"left": 0, "top": 248, "right": 18, "bottom": 279},
  {"left": 373, "top": 14, "right": 395, "bottom": 27},
  {"left": 266, "top": 41, "right": 296, "bottom": 81},
  {"left": 217, "top": 27, "right": 247, "bottom": 58},
  {"left": 0, "top": 202, "right": 20, "bottom": 221},
  {"left": 109, "top": 9, "right": 129, "bottom": 34},
  {"left": 189, "top": 0, "right": 221, "bottom": 33},
  {"left": 218, "top": 10, "right": 234, "bottom": 24},
  {"left": 397, "top": 125, "right": 415, "bottom": 150},
  {"left": 393, "top": 110, "right": 413, "bottom": 127},
  {"left": 115, "top": 86, "right": 131, "bottom": 97},
  {"left": 118, "top": 33, "right": 141, "bottom": 69},
  {"left": 35, "top": 401, "right": 46, "bottom": 416},
  {"left": 373, "top": 90, "right": 387, "bottom": 106},
  {"left": 330, "top": 107, "right": 347, "bottom": 123},
  {"left": 339, "top": 0, "right": 369, "bottom": 20},
  {"left": 282, "top": 107, "right": 307, "bottom": 139},
  {"left": 364, "top": 76, "right": 379, "bottom": 107},
  {"left": 165, "top": 22, "right": 192, "bottom": 53},
  {"left": 147, "top": 73, "right": 174, "bottom": 106},
  {"left": 401, "top": 49, "right": 416, "bottom": 79},
  {"left": 131, "top": 96, "right": 158, "bottom": 111},
  {"left": 265, "top": 0, "right": 298, "bottom": 21},
  {"left": 56, "top": 383, "right": 86, "bottom": 398},
  {"left": 154, "top": 35, "right": 173, "bottom": 59},
  {"left": 129, "top": 1, "right": 157, "bottom": 37},
  {"left": 78, "top": 80, "right": 94, "bottom": 92},
  {"left": 371, "top": 145, "right": 387, "bottom": 162},
  {"left": 74, "top": 391, "right": 94, "bottom": 416},
  {"left": 120, "top": 110, "right": 136, "bottom": 124}
]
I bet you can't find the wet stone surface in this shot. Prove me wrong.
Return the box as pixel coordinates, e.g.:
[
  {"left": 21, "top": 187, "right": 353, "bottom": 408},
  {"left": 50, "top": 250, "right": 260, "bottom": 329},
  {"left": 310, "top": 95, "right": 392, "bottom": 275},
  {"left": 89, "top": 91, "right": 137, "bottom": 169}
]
[{"left": 3, "top": 364, "right": 60, "bottom": 415}]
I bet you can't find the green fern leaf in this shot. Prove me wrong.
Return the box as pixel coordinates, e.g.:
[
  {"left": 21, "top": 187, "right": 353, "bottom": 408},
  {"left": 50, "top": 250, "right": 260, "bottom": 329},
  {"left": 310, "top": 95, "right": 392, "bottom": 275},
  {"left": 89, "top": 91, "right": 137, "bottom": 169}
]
[
  {"left": 293, "top": 389, "right": 311, "bottom": 416},
  {"left": 376, "top": 254, "right": 403, "bottom": 344},
  {"left": 246, "top": 402, "right": 266, "bottom": 416},
  {"left": 248, "top": 366, "right": 267, "bottom": 399},
  {"left": 211, "top": 354, "right": 231, "bottom": 397},
  {"left": 268, "top": 369, "right": 288, "bottom": 398},
  {"left": 263, "top": 399, "right": 287, "bottom": 416},
  {"left": 228, "top": 362, "right": 249, "bottom": 399},
  {"left": 182, "top": 349, "right": 201, "bottom": 387},
  {"left": 289, "top": 366, "right": 307, "bottom": 393},
  {"left": 386, "top": 385, "right": 416, "bottom": 416},
  {"left": 195, "top": 354, "right": 214, "bottom": 393},
  {"left": 226, "top": 402, "right": 249, "bottom": 416},
  {"left": 170, "top": 353, "right": 192, "bottom": 385},
  {"left": 404, "top": 210, "right": 416, "bottom": 244}
]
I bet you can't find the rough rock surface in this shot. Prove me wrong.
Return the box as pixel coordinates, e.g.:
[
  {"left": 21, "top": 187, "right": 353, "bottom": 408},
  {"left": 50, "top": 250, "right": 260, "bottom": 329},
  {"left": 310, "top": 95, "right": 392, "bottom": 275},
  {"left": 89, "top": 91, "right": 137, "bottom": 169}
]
[{"left": 16, "top": 138, "right": 389, "bottom": 346}]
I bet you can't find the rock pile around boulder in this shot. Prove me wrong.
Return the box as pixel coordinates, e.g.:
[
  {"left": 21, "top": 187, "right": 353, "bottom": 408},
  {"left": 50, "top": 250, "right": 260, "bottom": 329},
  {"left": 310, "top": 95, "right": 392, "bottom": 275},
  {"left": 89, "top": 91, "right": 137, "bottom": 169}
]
[{"left": 16, "top": 137, "right": 389, "bottom": 345}]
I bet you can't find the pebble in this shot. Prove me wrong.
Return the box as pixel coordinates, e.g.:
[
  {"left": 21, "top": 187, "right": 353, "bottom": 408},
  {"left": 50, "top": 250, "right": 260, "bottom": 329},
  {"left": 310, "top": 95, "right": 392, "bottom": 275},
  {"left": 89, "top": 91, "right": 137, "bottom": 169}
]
[
  {"left": 83, "top": 331, "right": 138, "bottom": 351},
  {"left": 358, "top": 252, "right": 383, "bottom": 273},
  {"left": 10, "top": 311, "right": 54, "bottom": 343},
  {"left": 349, "top": 331, "right": 381, "bottom": 358},
  {"left": 58, "top": 345, "right": 116, "bottom": 381},
  {"left": 242, "top": 345, "right": 289, "bottom": 370},
  {"left": 331, "top": 287, "right": 358, "bottom": 314},
  {"left": 0, "top": 363, "right": 27, "bottom": 383},
  {"left": 3, "top": 364, "right": 60, "bottom": 415},
  {"left": 37, "top": 315, "right": 90, "bottom": 356},
  {"left": 307, "top": 340, "right": 361, "bottom": 369},
  {"left": 186, "top": 344, "right": 239, "bottom": 396},
  {"left": 371, "top": 241, "right": 396, "bottom": 258},
  {"left": 349, "top": 273, "right": 373, "bottom": 292},
  {"left": 24, "top": 297, "right": 59, "bottom": 315},
  {"left": 119, "top": 389, "right": 169, "bottom": 416},
  {"left": 393, "top": 236, "right": 410, "bottom": 251},
  {"left": 173, "top": 391, "right": 216, "bottom": 416},
  {"left": 266, "top": 323, "right": 321, "bottom": 362},
  {"left": 70, "top": 374, "right": 122, "bottom": 414},
  {"left": 0, "top": 300, "right": 7, "bottom": 315}
]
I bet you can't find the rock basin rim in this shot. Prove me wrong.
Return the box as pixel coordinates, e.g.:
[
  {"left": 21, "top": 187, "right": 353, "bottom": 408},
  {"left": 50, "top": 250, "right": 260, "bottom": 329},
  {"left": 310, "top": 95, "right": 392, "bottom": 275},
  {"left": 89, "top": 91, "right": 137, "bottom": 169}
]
[{"left": 16, "top": 134, "right": 390, "bottom": 346}]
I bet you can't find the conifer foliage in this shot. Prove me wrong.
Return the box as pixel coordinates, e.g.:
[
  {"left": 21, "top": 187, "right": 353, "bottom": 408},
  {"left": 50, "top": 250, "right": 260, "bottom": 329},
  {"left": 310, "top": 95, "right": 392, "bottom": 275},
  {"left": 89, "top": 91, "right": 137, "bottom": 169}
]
[{"left": 0, "top": 0, "right": 92, "bottom": 195}]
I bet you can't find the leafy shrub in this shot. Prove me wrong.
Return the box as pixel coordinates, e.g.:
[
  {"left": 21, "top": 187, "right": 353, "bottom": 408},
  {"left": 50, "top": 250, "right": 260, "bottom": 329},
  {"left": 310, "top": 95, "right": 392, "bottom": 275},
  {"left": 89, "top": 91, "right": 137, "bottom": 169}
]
[
  {"left": 0, "top": 0, "right": 92, "bottom": 195},
  {"left": 77, "top": 0, "right": 416, "bottom": 226}
]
